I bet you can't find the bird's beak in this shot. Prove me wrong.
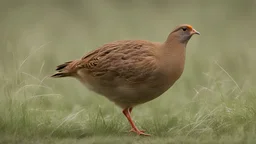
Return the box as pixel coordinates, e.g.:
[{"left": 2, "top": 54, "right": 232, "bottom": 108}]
[{"left": 191, "top": 28, "right": 200, "bottom": 35}]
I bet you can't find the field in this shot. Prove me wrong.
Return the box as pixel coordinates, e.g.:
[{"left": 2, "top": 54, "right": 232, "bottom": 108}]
[{"left": 1, "top": 0, "right": 256, "bottom": 143}]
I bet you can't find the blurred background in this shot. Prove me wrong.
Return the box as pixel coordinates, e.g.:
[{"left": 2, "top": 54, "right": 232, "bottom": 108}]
[{"left": 1, "top": 0, "right": 256, "bottom": 140}]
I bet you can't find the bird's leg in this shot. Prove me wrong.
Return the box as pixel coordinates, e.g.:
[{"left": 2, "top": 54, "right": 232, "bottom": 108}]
[
  {"left": 128, "top": 107, "right": 133, "bottom": 113},
  {"left": 127, "top": 107, "right": 145, "bottom": 133},
  {"left": 122, "top": 108, "right": 149, "bottom": 136}
]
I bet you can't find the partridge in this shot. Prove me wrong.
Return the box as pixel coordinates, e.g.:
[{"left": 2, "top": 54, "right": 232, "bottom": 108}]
[{"left": 51, "top": 24, "right": 200, "bottom": 136}]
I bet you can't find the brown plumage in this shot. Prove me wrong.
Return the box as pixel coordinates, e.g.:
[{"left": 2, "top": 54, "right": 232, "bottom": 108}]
[{"left": 51, "top": 24, "right": 200, "bottom": 136}]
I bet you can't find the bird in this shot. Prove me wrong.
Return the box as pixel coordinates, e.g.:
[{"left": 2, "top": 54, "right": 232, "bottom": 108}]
[{"left": 51, "top": 24, "right": 200, "bottom": 136}]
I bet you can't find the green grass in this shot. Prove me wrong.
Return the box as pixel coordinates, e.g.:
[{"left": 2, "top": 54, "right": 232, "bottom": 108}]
[{"left": 1, "top": 0, "right": 256, "bottom": 143}]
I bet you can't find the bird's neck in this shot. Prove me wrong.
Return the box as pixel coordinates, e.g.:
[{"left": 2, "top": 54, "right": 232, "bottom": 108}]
[
  {"left": 159, "top": 36, "right": 187, "bottom": 79},
  {"left": 162, "top": 35, "right": 187, "bottom": 61}
]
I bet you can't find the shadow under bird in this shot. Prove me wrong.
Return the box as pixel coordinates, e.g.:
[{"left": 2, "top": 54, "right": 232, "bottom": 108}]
[{"left": 51, "top": 24, "right": 200, "bottom": 136}]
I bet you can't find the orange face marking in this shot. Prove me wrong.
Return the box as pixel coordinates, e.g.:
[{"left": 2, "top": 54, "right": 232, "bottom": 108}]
[{"left": 187, "top": 25, "right": 193, "bottom": 30}]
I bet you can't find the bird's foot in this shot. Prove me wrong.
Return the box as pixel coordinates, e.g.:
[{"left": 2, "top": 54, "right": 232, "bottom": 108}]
[
  {"left": 129, "top": 129, "right": 150, "bottom": 136},
  {"left": 137, "top": 131, "right": 151, "bottom": 136},
  {"left": 129, "top": 128, "right": 145, "bottom": 133}
]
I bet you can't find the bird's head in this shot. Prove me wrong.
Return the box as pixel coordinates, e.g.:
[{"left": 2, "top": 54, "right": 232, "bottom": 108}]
[{"left": 167, "top": 24, "right": 200, "bottom": 44}]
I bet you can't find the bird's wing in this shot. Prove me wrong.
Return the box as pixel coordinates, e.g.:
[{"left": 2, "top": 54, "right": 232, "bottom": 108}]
[{"left": 76, "top": 40, "right": 159, "bottom": 83}]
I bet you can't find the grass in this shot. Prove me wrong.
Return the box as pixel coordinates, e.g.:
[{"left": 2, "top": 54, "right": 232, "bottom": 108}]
[{"left": 1, "top": 0, "right": 256, "bottom": 143}]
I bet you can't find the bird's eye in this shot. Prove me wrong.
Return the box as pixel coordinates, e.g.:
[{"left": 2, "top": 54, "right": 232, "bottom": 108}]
[{"left": 182, "top": 27, "right": 187, "bottom": 31}]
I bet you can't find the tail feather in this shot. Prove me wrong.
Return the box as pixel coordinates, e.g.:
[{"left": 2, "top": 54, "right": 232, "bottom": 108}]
[
  {"left": 51, "top": 60, "right": 74, "bottom": 78},
  {"left": 51, "top": 72, "right": 70, "bottom": 78},
  {"left": 56, "top": 61, "right": 72, "bottom": 71}
]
